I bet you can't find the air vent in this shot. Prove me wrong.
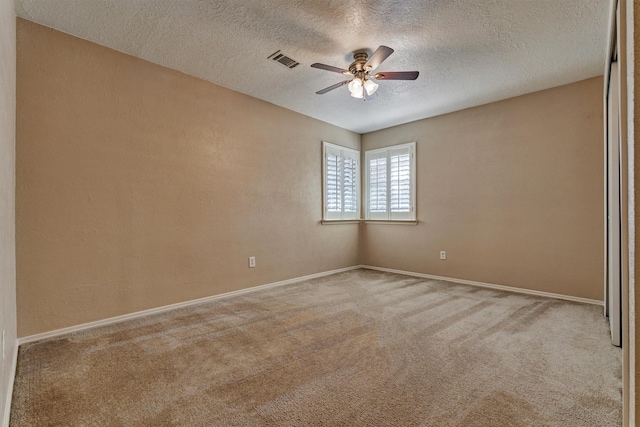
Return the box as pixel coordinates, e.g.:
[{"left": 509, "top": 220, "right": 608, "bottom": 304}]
[{"left": 268, "top": 50, "right": 300, "bottom": 69}]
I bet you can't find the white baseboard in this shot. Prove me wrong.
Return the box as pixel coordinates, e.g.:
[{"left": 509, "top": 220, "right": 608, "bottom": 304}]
[
  {"left": 18, "top": 266, "right": 362, "bottom": 345},
  {"left": 17, "top": 263, "right": 604, "bottom": 345},
  {"left": 3, "top": 263, "right": 605, "bottom": 425},
  {"left": 2, "top": 341, "right": 18, "bottom": 427},
  {"left": 7, "top": 263, "right": 603, "bottom": 422},
  {"left": 360, "top": 265, "right": 604, "bottom": 306}
]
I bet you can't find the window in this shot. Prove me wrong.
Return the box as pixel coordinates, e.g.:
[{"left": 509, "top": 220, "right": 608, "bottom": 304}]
[
  {"left": 323, "top": 142, "right": 360, "bottom": 220},
  {"left": 365, "top": 142, "right": 416, "bottom": 220}
]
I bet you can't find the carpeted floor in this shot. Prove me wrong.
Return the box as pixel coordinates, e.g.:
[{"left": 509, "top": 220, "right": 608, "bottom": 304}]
[{"left": 10, "top": 269, "right": 621, "bottom": 426}]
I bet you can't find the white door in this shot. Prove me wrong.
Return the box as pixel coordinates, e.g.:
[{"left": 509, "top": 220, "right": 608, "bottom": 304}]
[{"left": 607, "top": 60, "right": 621, "bottom": 347}]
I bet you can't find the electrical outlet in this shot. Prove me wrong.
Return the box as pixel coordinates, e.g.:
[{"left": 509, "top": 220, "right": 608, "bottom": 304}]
[
  {"left": 248, "top": 256, "right": 256, "bottom": 268},
  {"left": 440, "top": 251, "right": 446, "bottom": 260}
]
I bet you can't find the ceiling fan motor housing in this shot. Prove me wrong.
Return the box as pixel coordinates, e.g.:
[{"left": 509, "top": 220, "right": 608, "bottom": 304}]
[{"left": 349, "top": 52, "right": 369, "bottom": 75}]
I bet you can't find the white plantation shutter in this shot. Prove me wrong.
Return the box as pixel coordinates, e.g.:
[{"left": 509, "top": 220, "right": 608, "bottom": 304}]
[
  {"left": 389, "top": 147, "right": 412, "bottom": 216},
  {"left": 325, "top": 151, "right": 342, "bottom": 214},
  {"left": 365, "top": 142, "right": 416, "bottom": 220},
  {"left": 343, "top": 155, "right": 358, "bottom": 215},
  {"left": 323, "top": 142, "right": 360, "bottom": 220},
  {"left": 366, "top": 151, "right": 388, "bottom": 220}
]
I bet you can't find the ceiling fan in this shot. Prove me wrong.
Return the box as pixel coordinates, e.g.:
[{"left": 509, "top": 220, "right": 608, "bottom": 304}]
[{"left": 311, "top": 45, "right": 419, "bottom": 99}]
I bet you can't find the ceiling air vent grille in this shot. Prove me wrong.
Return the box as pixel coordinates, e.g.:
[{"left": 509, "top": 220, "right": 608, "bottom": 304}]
[{"left": 268, "top": 50, "right": 300, "bottom": 69}]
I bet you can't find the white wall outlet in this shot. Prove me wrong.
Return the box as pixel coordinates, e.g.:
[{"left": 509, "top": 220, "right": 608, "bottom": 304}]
[
  {"left": 440, "top": 251, "right": 446, "bottom": 260},
  {"left": 248, "top": 256, "right": 256, "bottom": 268}
]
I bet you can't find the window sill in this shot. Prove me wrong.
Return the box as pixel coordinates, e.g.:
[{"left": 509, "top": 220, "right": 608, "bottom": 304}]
[
  {"left": 364, "top": 220, "right": 418, "bottom": 225},
  {"left": 321, "top": 219, "right": 418, "bottom": 225}
]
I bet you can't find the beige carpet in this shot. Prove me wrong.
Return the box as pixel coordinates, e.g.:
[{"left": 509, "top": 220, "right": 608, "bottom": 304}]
[{"left": 10, "top": 269, "right": 621, "bottom": 426}]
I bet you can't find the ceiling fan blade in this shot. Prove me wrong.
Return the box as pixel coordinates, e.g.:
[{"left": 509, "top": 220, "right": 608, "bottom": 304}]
[
  {"left": 364, "top": 46, "right": 394, "bottom": 71},
  {"left": 374, "top": 71, "right": 419, "bottom": 80},
  {"left": 316, "top": 80, "right": 351, "bottom": 94},
  {"left": 311, "top": 63, "right": 351, "bottom": 75}
]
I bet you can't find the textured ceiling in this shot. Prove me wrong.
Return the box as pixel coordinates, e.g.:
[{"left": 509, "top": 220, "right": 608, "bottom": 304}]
[{"left": 15, "top": 0, "right": 610, "bottom": 133}]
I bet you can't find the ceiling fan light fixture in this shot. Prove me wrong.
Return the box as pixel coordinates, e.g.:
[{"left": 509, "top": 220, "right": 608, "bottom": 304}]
[
  {"left": 350, "top": 87, "right": 364, "bottom": 98},
  {"left": 348, "top": 77, "right": 364, "bottom": 98},
  {"left": 348, "top": 77, "right": 362, "bottom": 92},
  {"left": 364, "top": 79, "right": 379, "bottom": 96}
]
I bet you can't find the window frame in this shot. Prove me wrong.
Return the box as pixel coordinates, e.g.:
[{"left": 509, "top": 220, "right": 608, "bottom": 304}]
[
  {"left": 322, "top": 141, "right": 361, "bottom": 221},
  {"left": 364, "top": 142, "right": 416, "bottom": 221}
]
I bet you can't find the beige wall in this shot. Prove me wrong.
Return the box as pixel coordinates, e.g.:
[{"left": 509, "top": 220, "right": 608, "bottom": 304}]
[
  {"left": 16, "top": 20, "right": 360, "bottom": 337},
  {"left": 15, "top": 19, "right": 607, "bottom": 338},
  {"left": 0, "top": 1, "right": 16, "bottom": 424},
  {"left": 361, "top": 77, "right": 604, "bottom": 301}
]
